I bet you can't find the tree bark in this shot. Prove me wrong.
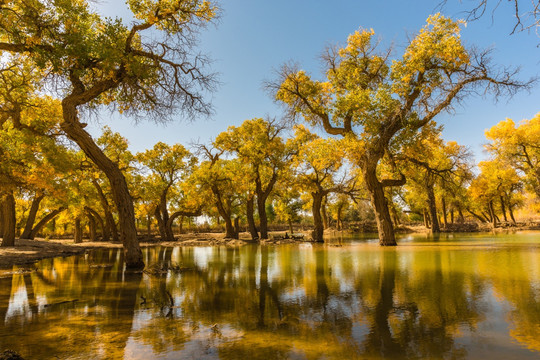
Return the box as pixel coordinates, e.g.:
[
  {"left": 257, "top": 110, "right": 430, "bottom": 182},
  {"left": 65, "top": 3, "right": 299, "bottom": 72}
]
[
  {"left": 85, "top": 206, "right": 104, "bottom": 241},
  {"left": 1, "top": 192, "right": 16, "bottom": 247},
  {"left": 246, "top": 194, "right": 259, "bottom": 240},
  {"left": 423, "top": 208, "right": 431, "bottom": 228},
  {"left": 146, "top": 214, "right": 152, "bottom": 238},
  {"left": 488, "top": 201, "right": 497, "bottom": 227},
  {"left": 321, "top": 195, "right": 329, "bottom": 230},
  {"left": 458, "top": 207, "right": 465, "bottom": 223},
  {"left": 92, "top": 179, "right": 117, "bottom": 243},
  {"left": 74, "top": 217, "right": 83, "bottom": 244},
  {"left": 234, "top": 217, "right": 240, "bottom": 238},
  {"left": 426, "top": 184, "right": 440, "bottom": 233},
  {"left": 159, "top": 192, "right": 174, "bottom": 242},
  {"left": 500, "top": 196, "right": 508, "bottom": 222},
  {"left": 311, "top": 191, "right": 325, "bottom": 242},
  {"left": 166, "top": 208, "right": 202, "bottom": 241},
  {"left": 21, "top": 193, "right": 45, "bottom": 239},
  {"left": 29, "top": 207, "right": 65, "bottom": 239},
  {"left": 87, "top": 212, "right": 97, "bottom": 242},
  {"left": 254, "top": 168, "right": 278, "bottom": 240},
  {"left": 212, "top": 186, "right": 237, "bottom": 239},
  {"left": 61, "top": 102, "right": 143, "bottom": 268},
  {"left": 154, "top": 205, "right": 167, "bottom": 240},
  {"left": 441, "top": 196, "right": 448, "bottom": 228},
  {"left": 363, "top": 166, "right": 397, "bottom": 245},
  {"left": 508, "top": 203, "right": 517, "bottom": 224}
]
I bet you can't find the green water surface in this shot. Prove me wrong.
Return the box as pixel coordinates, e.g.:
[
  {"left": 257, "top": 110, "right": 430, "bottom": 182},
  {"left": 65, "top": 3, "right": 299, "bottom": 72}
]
[{"left": 0, "top": 232, "right": 539, "bottom": 359}]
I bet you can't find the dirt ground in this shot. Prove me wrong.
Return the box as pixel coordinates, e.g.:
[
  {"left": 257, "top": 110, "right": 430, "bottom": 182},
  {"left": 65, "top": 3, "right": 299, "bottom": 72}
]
[
  {"left": 0, "top": 231, "right": 310, "bottom": 268},
  {"left": 2, "top": 223, "right": 538, "bottom": 268}
]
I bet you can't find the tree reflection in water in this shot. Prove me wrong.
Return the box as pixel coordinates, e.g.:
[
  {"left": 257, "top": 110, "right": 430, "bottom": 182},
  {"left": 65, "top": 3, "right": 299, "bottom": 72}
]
[{"left": 0, "top": 234, "right": 539, "bottom": 359}]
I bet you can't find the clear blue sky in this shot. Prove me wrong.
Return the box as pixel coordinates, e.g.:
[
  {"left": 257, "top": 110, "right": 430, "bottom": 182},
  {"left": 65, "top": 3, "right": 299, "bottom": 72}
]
[{"left": 89, "top": 0, "right": 540, "bottom": 161}]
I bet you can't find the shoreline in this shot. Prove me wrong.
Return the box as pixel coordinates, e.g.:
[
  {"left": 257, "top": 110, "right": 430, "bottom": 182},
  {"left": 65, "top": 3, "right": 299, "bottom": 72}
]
[{"left": 2, "top": 226, "right": 540, "bottom": 269}]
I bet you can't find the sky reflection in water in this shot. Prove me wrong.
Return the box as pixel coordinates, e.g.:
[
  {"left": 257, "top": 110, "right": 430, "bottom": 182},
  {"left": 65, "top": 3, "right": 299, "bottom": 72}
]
[{"left": 0, "top": 232, "right": 539, "bottom": 359}]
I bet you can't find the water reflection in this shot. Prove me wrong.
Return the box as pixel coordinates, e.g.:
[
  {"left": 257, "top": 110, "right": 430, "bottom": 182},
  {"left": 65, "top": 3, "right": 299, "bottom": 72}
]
[{"left": 0, "top": 233, "right": 539, "bottom": 359}]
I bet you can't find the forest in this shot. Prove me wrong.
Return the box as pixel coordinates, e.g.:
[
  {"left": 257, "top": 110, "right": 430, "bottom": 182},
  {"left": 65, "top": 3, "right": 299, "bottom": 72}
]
[
  {"left": 1, "top": 1, "right": 540, "bottom": 360},
  {"left": 0, "top": 0, "right": 537, "bottom": 270}
]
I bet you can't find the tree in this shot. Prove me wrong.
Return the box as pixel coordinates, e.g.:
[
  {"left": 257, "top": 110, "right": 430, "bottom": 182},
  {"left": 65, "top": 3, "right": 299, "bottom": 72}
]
[
  {"left": 485, "top": 114, "right": 540, "bottom": 200},
  {"left": 441, "top": 0, "right": 540, "bottom": 35},
  {"left": 215, "top": 118, "right": 291, "bottom": 239},
  {"left": 193, "top": 145, "right": 242, "bottom": 239},
  {"left": 401, "top": 129, "right": 472, "bottom": 232},
  {"left": 137, "top": 142, "right": 198, "bottom": 241},
  {"left": 271, "top": 14, "right": 526, "bottom": 246},
  {"left": 292, "top": 126, "right": 358, "bottom": 242},
  {"left": 0, "top": 0, "right": 218, "bottom": 267}
]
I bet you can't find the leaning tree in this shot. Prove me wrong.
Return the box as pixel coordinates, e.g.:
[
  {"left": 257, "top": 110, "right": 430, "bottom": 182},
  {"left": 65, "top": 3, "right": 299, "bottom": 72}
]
[
  {"left": 0, "top": 0, "right": 218, "bottom": 267},
  {"left": 271, "top": 14, "right": 528, "bottom": 245}
]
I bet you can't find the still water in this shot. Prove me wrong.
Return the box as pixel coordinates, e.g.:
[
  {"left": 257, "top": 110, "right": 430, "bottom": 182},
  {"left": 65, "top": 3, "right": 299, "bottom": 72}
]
[{"left": 0, "top": 232, "right": 539, "bottom": 359}]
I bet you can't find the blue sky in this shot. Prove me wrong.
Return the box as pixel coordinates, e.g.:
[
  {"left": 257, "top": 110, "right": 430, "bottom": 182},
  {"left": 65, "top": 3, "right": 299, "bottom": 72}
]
[{"left": 90, "top": 0, "right": 540, "bottom": 161}]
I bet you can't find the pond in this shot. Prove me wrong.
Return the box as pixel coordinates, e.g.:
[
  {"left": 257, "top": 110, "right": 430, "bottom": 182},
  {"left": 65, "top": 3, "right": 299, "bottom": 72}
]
[{"left": 0, "top": 232, "right": 539, "bottom": 359}]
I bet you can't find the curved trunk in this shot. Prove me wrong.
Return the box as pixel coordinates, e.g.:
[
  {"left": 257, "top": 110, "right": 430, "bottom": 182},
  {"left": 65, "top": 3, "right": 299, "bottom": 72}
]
[
  {"left": 246, "top": 194, "right": 259, "bottom": 240},
  {"left": 160, "top": 193, "right": 174, "bottom": 242},
  {"left": 489, "top": 201, "right": 498, "bottom": 227},
  {"left": 92, "top": 180, "right": 116, "bottom": 242},
  {"left": 166, "top": 208, "right": 202, "bottom": 241},
  {"left": 1, "top": 192, "right": 16, "bottom": 247},
  {"left": 423, "top": 208, "right": 431, "bottom": 228},
  {"left": 311, "top": 192, "right": 324, "bottom": 242},
  {"left": 61, "top": 102, "right": 143, "bottom": 269},
  {"left": 85, "top": 207, "right": 105, "bottom": 241},
  {"left": 154, "top": 205, "right": 167, "bottom": 240},
  {"left": 500, "top": 196, "right": 508, "bottom": 222},
  {"left": 87, "top": 212, "right": 97, "bottom": 242},
  {"left": 212, "top": 187, "right": 237, "bottom": 239},
  {"left": 74, "top": 217, "right": 83, "bottom": 244},
  {"left": 363, "top": 166, "right": 397, "bottom": 246},
  {"left": 426, "top": 184, "right": 440, "bottom": 233},
  {"left": 21, "top": 193, "right": 44, "bottom": 239},
  {"left": 29, "top": 207, "right": 65, "bottom": 240}
]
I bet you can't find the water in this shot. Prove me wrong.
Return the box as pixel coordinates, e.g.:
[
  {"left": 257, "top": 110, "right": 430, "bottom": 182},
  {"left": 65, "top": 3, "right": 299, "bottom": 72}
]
[{"left": 0, "top": 232, "right": 539, "bottom": 359}]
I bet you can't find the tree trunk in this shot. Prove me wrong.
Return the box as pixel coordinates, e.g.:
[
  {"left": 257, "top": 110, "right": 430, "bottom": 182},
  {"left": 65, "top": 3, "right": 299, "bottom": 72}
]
[
  {"left": 450, "top": 208, "right": 454, "bottom": 224},
  {"left": 256, "top": 194, "right": 269, "bottom": 239},
  {"left": 234, "top": 217, "right": 240, "bottom": 238},
  {"left": 160, "top": 193, "right": 174, "bottom": 242},
  {"left": 441, "top": 196, "right": 448, "bottom": 229},
  {"left": 337, "top": 206, "right": 343, "bottom": 231},
  {"left": 87, "top": 212, "right": 97, "bottom": 242},
  {"left": 423, "top": 208, "right": 431, "bottom": 228},
  {"left": 154, "top": 205, "right": 167, "bottom": 240},
  {"left": 147, "top": 214, "right": 152, "bottom": 238},
  {"left": 364, "top": 166, "right": 397, "bottom": 246},
  {"left": 246, "top": 194, "right": 259, "bottom": 240},
  {"left": 1, "top": 192, "right": 16, "bottom": 247},
  {"left": 166, "top": 208, "right": 202, "bottom": 241},
  {"left": 74, "top": 217, "right": 83, "bottom": 244},
  {"left": 508, "top": 203, "right": 517, "bottom": 224},
  {"left": 426, "top": 184, "right": 440, "bottom": 233},
  {"left": 311, "top": 192, "right": 324, "bottom": 242},
  {"left": 321, "top": 196, "right": 329, "bottom": 230},
  {"left": 288, "top": 218, "right": 293, "bottom": 235},
  {"left": 85, "top": 207, "right": 104, "bottom": 241},
  {"left": 61, "top": 103, "right": 143, "bottom": 269},
  {"left": 488, "top": 201, "right": 497, "bottom": 227},
  {"left": 21, "top": 193, "right": 45, "bottom": 239},
  {"left": 92, "top": 180, "right": 116, "bottom": 243},
  {"left": 458, "top": 207, "right": 465, "bottom": 223},
  {"left": 29, "top": 207, "right": 65, "bottom": 240},
  {"left": 500, "top": 196, "right": 508, "bottom": 222}
]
